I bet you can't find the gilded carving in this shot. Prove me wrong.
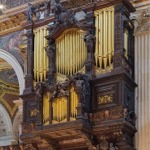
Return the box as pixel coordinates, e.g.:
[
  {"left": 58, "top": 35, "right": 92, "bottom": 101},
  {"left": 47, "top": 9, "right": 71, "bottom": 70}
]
[
  {"left": 30, "top": 109, "right": 39, "bottom": 117},
  {"left": 98, "top": 94, "right": 113, "bottom": 104}
]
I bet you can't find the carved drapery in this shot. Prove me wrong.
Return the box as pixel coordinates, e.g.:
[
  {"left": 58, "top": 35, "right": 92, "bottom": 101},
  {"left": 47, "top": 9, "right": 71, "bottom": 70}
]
[
  {"left": 56, "top": 28, "right": 87, "bottom": 76},
  {"left": 34, "top": 27, "right": 49, "bottom": 82},
  {"left": 94, "top": 6, "right": 114, "bottom": 73}
]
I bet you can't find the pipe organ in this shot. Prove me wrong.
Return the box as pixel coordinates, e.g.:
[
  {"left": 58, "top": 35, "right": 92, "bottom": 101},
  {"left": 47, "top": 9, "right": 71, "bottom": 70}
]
[
  {"left": 94, "top": 6, "right": 114, "bottom": 72},
  {"left": 34, "top": 27, "right": 49, "bottom": 82},
  {"left": 56, "top": 28, "right": 87, "bottom": 76},
  {"left": 21, "top": 0, "right": 137, "bottom": 149}
]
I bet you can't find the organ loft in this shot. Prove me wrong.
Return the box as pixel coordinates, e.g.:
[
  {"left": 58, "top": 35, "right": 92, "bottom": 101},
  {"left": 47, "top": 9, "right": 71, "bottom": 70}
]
[
  {"left": 0, "top": 0, "right": 143, "bottom": 149},
  {"left": 19, "top": 0, "right": 136, "bottom": 149}
]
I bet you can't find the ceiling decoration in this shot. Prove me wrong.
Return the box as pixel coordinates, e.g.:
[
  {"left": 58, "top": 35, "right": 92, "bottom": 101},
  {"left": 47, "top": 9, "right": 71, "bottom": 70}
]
[{"left": 0, "top": 0, "right": 43, "bottom": 36}]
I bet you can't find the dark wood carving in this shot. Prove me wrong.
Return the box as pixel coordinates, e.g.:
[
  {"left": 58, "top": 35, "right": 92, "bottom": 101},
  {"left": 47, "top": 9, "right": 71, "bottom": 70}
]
[{"left": 24, "top": 28, "right": 34, "bottom": 94}]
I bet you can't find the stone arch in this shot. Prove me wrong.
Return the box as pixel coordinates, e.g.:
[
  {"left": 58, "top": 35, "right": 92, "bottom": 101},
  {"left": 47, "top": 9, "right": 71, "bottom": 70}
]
[
  {"left": 0, "top": 49, "right": 25, "bottom": 146},
  {"left": 0, "top": 49, "right": 25, "bottom": 94}
]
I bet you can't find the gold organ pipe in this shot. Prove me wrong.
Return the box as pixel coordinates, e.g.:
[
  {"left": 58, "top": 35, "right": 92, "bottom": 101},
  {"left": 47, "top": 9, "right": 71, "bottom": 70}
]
[
  {"left": 79, "top": 33, "right": 81, "bottom": 68},
  {"left": 76, "top": 32, "right": 81, "bottom": 72},
  {"left": 75, "top": 32, "right": 77, "bottom": 73},
  {"left": 61, "top": 99, "right": 62, "bottom": 121},
  {"left": 40, "top": 29, "right": 43, "bottom": 82},
  {"left": 37, "top": 29, "right": 40, "bottom": 82},
  {"left": 62, "top": 36, "right": 64, "bottom": 74},
  {"left": 62, "top": 39, "right": 64, "bottom": 74},
  {"left": 67, "top": 33, "right": 70, "bottom": 75},
  {"left": 63, "top": 35, "right": 65, "bottom": 74},
  {"left": 69, "top": 32, "right": 71, "bottom": 75},
  {"left": 56, "top": 101, "right": 57, "bottom": 122},
  {"left": 108, "top": 10, "right": 111, "bottom": 65},
  {"left": 59, "top": 99, "right": 61, "bottom": 121},
  {"left": 57, "top": 40, "right": 59, "bottom": 74},
  {"left": 76, "top": 32, "right": 78, "bottom": 70},
  {"left": 59, "top": 99, "right": 60, "bottom": 122},
  {"left": 46, "top": 30, "right": 49, "bottom": 73},
  {"left": 57, "top": 98, "right": 60, "bottom": 122},
  {"left": 54, "top": 103, "right": 56, "bottom": 121},
  {"left": 99, "top": 12, "right": 103, "bottom": 68},
  {"left": 74, "top": 90, "right": 76, "bottom": 116},
  {"left": 95, "top": 13, "right": 98, "bottom": 66},
  {"left": 41, "top": 28, "right": 44, "bottom": 81},
  {"left": 78, "top": 33, "right": 80, "bottom": 71},
  {"left": 60, "top": 39, "right": 62, "bottom": 74},
  {"left": 43, "top": 28, "right": 46, "bottom": 80},
  {"left": 56, "top": 41, "right": 58, "bottom": 74},
  {"left": 58, "top": 40, "right": 60, "bottom": 74},
  {"left": 73, "top": 31, "right": 75, "bottom": 74},
  {"left": 63, "top": 35, "right": 65, "bottom": 75},
  {"left": 64, "top": 34, "right": 66, "bottom": 75},
  {"left": 60, "top": 40, "right": 61, "bottom": 73},
  {"left": 112, "top": 8, "right": 114, "bottom": 57},
  {"left": 39, "top": 29, "right": 41, "bottom": 81},
  {"left": 81, "top": 33, "right": 83, "bottom": 68},
  {"left": 104, "top": 10, "right": 107, "bottom": 69},
  {"left": 70, "top": 32, "right": 73, "bottom": 75}
]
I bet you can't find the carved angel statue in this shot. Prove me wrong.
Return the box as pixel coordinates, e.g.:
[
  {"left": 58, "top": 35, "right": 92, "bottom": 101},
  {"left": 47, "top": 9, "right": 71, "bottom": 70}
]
[
  {"left": 84, "top": 29, "right": 95, "bottom": 53},
  {"left": 50, "top": 0, "right": 65, "bottom": 18},
  {"left": 27, "top": 3, "right": 35, "bottom": 21}
]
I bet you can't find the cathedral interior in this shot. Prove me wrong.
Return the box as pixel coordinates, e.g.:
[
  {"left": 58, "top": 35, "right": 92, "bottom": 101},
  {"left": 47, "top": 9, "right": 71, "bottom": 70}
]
[{"left": 0, "top": 0, "right": 149, "bottom": 149}]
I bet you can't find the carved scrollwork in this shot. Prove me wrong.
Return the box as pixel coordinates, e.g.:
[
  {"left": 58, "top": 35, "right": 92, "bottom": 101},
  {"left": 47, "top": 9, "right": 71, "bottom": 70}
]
[{"left": 91, "top": 106, "right": 124, "bottom": 122}]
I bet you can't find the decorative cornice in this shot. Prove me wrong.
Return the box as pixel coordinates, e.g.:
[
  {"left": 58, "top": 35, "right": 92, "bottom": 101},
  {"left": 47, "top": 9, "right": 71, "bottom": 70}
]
[{"left": 130, "top": 7, "right": 150, "bottom": 34}]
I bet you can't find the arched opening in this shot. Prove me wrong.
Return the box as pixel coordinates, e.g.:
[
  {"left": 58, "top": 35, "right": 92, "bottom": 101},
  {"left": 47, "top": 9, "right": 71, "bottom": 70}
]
[
  {"left": 0, "top": 49, "right": 25, "bottom": 146},
  {"left": 0, "top": 104, "right": 16, "bottom": 146},
  {"left": 0, "top": 49, "right": 25, "bottom": 94}
]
